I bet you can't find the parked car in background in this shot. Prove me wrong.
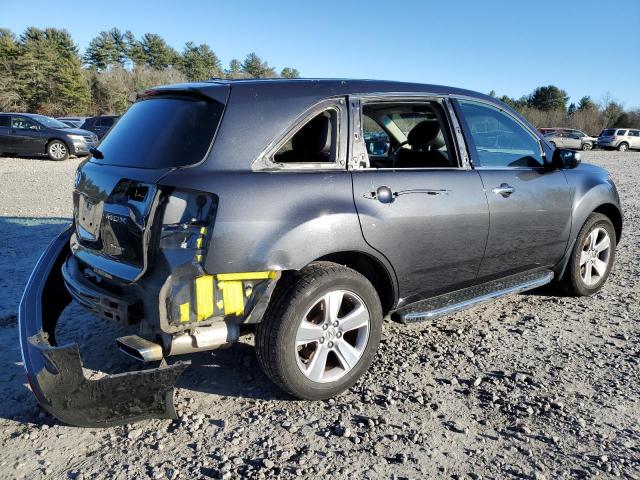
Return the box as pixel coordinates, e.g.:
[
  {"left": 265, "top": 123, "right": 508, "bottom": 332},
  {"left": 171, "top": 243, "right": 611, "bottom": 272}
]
[
  {"left": 19, "top": 79, "right": 622, "bottom": 427},
  {"left": 79, "top": 115, "right": 119, "bottom": 139},
  {"left": 597, "top": 128, "right": 640, "bottom": 151},
  {"left": 57, "top": 116, "right": 88, "bottom": 128},
  {"left": 0, "top": 113, "right": 98, "bottom": 160},
  {"left": 545, "top": 129, "right": 597, "bottom": 150}
]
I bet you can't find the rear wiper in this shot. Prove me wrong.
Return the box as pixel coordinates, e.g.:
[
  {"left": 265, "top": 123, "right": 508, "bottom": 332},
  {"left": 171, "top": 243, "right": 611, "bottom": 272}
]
[{"left": 89, "top": 147, "right": 104, "bottom": 159}]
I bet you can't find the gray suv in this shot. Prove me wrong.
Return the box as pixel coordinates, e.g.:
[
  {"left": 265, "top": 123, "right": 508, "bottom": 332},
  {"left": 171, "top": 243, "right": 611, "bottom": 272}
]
[
  {"left": 597, "top": 128, "right": 640, "bottom": 151},
  {"left": 19, "top": 79, "right": 622, "bottom": 427}
]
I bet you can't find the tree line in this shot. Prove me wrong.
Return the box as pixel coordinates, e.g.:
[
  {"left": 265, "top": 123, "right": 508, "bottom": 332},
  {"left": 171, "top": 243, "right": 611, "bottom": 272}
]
[
  {"left": 491, "top": 85, "right": 640, "bottom": 135},
  {"left": 0, "top": 27, "right": 300, "bottom": 116},
  {"left": 1, "top": 26, "right": 638, "bottom": 133}
]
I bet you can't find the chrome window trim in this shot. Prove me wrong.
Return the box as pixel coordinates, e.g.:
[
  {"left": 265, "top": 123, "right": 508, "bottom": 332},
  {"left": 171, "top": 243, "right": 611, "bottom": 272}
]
[{"left": 252, "top": 98, "right": 348, "bottom": 172}]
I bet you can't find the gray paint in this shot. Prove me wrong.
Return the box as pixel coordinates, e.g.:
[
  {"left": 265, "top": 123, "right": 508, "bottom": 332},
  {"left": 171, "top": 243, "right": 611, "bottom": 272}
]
[{"left": 70, "top": 78, "right": 622, "bottom": 313}]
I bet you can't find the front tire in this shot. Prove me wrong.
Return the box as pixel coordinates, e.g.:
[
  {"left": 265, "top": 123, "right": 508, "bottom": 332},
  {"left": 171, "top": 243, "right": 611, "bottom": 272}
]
[
  {"left": 617, "top": 142, "right": 629, "bottom": 152},
  {"left": 47, "top": 140, "right": 69, "bottom": 161},
  {"left": 562, "top": 213, "right": 616, "bottom": 296},
  {"left": 582, "top": 142, "right": 593, "bottom": 151},
  {"left": 255, "top": 262, "right": 383, "bottom": 400}
]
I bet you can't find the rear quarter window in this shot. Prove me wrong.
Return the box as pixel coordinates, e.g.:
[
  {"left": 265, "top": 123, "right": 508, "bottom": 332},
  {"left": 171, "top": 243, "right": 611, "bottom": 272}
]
[{"left": 92, "top": 96, "right": 224, "bottom": 169}]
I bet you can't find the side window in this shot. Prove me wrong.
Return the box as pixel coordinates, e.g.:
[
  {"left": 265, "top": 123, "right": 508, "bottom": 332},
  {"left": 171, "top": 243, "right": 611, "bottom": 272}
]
[
  {"left": 629, "top": 130, "right": 640, "bottom": 137},
  {"left": 273, "top": 109, "right": 338, "bottom": 164},
  {"left": 361, "top": 101, "right": 457, "bottom": 169},
  {"left": 0, "top": 116, "right": 10, "bottom": 127},
  {"left": 458, "top": 100, "right": 543, "bottom": 168},
  {"left": 12, "top": 117, "right": 37, "bottom": 130},
  {"left": 99, "top": 117, "right": 115, "bottom": 127},
  {"left": 616, "top": 130, "right": 627, "bottom": 136}
]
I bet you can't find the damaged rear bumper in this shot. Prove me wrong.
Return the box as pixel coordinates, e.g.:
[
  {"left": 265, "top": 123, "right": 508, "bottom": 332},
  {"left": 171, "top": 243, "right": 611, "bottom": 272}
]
[{"left": 18, "top": 226, "right": 188, "bottom": 427}]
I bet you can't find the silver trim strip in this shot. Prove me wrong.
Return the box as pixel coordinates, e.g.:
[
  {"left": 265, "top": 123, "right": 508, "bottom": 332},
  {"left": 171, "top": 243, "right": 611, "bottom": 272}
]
[{"left": 403, "top": 271, "right": 554, "bottom": 321}]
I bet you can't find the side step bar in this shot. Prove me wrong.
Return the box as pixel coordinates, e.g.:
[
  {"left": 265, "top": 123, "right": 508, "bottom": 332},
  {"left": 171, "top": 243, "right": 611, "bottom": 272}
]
[{"left": 394, "top": 269, "right": 554, "bottom": 324}]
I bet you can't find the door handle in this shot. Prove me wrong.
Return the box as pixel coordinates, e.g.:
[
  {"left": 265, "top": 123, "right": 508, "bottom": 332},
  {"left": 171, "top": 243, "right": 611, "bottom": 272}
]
[
  {"left": 492, "top": 183, "right": 515, "bottom": 197},
  {"left": 364, "top": 186, "right": 451, "bottom": 203}
]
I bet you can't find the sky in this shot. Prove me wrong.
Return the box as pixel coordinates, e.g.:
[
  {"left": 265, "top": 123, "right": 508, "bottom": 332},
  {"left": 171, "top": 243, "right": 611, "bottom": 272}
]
[{"left": 3, "top": 0, "right": 640, "bottom": 108}]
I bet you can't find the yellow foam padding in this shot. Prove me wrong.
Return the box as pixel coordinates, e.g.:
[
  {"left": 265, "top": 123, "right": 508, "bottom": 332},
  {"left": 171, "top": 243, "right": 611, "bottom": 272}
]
[
  {"left": 180, "top": 302, "right": 190, "bottom": 322},
  {"left": 216, "top": 271, "right": 277, "bottom": 281},
  {"left": 218, "top": 281, "right": 245, "bottom": 316},
  {"left": 196, "top": 237, "right": 203, "bottom": 248},
  {"left": 194, "top": 275, "right": 214, "bottom": 321}
]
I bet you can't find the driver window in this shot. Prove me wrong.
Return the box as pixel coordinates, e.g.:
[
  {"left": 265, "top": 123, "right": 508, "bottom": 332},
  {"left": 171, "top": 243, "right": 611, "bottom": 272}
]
[
  {"left": 361, "top": 101, "right": 457, "bottom": 169},
  {"left": 458, "top": 100, "right": 543, "bottom": 168},
  {"left": 12, "top": 117, "right": 37, "bottom": 130}
]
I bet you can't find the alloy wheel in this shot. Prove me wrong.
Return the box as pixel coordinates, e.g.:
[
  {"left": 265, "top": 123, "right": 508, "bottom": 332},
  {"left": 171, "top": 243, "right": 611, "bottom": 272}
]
[
  {"left": 50, "top": 143, "right": 67, "bottom": 160},
  {"left": 295, "top": 290, "right": 370, "bottom": 383},
  {"left": 580, "top": 227, "right": 611, "bottom": 287}
]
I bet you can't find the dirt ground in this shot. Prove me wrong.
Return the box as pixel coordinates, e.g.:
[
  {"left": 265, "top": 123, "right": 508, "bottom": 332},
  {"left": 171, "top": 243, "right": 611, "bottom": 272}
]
[{"left": 0, "top": 151, "right": 638, "bottom": 479}]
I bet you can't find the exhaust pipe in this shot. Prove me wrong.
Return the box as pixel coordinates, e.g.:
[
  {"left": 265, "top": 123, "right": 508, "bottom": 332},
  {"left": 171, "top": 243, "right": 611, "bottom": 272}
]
[
  {"left": 117, "top": 335, "right": 164, "bottom": 362},
  {"left": 117, "top": 321, "right": 240, "bottom": 362}
]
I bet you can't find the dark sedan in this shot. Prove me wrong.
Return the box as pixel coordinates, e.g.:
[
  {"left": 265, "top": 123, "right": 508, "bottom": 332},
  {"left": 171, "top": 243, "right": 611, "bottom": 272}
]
[{"left": 0, "top": 113, "right": 98, "bottom": 160}]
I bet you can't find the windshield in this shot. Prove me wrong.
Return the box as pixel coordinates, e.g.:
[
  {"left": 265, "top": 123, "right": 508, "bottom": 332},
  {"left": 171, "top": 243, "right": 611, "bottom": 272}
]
[
  {"left": 34, "top": 115, "right": 70, "bottom": 129},
  {"left": 91, "top": 96, "right": 225, "bottom": 169}
]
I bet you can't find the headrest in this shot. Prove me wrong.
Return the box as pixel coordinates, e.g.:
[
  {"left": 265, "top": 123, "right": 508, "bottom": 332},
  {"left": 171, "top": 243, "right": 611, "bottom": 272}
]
[
  {"left": 407, "top": 121, "right": 441, "bottom": 149},
  {"left": 292, "top": 114, "right": 332, "bottom": 154}
]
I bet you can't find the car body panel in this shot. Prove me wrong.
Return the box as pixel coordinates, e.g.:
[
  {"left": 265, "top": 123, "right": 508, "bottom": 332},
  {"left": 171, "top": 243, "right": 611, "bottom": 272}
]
[
  {"left": 474, "top": 168, "right": 572, "bottom": 279},
  {"left": 352, "top": 169, "right": 489, "bottom": 302}
]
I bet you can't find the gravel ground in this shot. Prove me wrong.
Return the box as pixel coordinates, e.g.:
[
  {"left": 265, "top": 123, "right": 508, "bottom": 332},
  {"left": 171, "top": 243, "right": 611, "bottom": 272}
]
[{"left": 0, "top": 152, "right": 638, "bottom": 479}]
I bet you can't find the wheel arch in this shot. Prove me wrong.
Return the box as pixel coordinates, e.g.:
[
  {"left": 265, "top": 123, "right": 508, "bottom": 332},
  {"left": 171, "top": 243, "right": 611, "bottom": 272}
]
[
  {"left": 593, "top": 202, "right": 622, "bottom": 242},
  {"left": 312, "top": 251, "right": 397, "bottom": 315}
]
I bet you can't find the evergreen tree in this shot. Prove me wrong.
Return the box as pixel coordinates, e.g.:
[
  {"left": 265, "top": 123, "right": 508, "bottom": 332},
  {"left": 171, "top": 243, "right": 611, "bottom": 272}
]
[
  {"left": 140, "top": 33, "right": 178, "bottom": 69},
  {"left": 225, "top": 58, "right": 245, "bottom": 79},
  {"left": 241, "top": 52, "right": 275, "bottom": 78},
  {"left": 0, "top": 29, "right": 23, "bottom": 110},
  {"left": 577, "top": 96, "right": 597, "bottom": 111},
  {"left": 14, "top": 27, "right": 90, "bottom": 114},
  {"left": 179, "top": 42, "right": 222, "bottom": 81},
  {"left": 527, "top": 85, "right": 569, "bottom": 111},
  {"left": 280, "top": 67, "right": 300, "bottom": 78},
  {"left": 84, "top": 29, "right": 126, "bottom": 69},
  {"left": 124, "top": 30, "right": 146, "bottom": 66}
]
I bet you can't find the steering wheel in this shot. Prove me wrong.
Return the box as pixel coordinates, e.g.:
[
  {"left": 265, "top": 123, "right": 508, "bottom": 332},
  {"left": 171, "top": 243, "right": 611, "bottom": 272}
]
[{"left": 388, "top": 140, "right": 409, "bottom": 167}]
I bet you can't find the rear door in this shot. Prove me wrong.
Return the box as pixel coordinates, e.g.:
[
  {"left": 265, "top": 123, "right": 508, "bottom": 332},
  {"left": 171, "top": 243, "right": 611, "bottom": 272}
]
[
  {"left": 628, "top": 129, "right": 640, "bottom": 148},
  {"left": 454, "top": 99, "right": 572, "bottom": 280},
  {"left": 94, "top": 116, "right": 115, "bottom": 138},
  {"left": 351, "top": 97, "right": 489, "bottom": 302}
]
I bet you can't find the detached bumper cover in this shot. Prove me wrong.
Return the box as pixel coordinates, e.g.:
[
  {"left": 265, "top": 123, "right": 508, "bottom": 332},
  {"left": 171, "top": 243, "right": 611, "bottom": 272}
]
[{"left": 19, "top": 226, "right": 188, "bottom": 427}]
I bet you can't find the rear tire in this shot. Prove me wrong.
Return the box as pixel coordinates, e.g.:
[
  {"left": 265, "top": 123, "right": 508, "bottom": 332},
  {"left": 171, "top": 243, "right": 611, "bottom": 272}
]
[
  {"left": 562, "top": 213, "right": 616, "bottom": 296},
  {"left": 617, "top": 142, "right": 629, "bottom": 152},
  {"left": 255, "top": 262, "right": 383, "bottom": 400},
  {"left": 47, "top": 140, "right": 69, "bottom": 161}
]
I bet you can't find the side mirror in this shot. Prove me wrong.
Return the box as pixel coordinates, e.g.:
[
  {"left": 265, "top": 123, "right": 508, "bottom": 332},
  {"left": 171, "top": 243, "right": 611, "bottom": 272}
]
[{"left": 552, "top": 148, "right": 581, "bottom": 169}]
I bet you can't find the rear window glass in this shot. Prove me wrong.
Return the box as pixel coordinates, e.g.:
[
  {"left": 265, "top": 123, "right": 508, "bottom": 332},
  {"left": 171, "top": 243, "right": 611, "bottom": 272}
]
[{"left": 92, "top": 96, "right": 224, "bottom": 169}]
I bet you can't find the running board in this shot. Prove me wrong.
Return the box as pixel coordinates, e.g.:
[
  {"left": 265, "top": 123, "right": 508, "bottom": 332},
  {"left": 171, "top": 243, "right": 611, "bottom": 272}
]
[{"left": 394, "top": 269, "right": 554, "bottom": 324}]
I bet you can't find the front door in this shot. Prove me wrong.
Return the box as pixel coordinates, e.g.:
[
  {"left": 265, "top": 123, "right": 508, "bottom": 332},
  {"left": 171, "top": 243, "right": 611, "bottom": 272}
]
[
  {"left": 10, "top": 116, "right": 45, "bottom": 154},
  {"left": 352, "top": 98, "right": 489, "bottom": 302},
  {"left": 455, "top": 99, "right": 572, "bottom": 280}
]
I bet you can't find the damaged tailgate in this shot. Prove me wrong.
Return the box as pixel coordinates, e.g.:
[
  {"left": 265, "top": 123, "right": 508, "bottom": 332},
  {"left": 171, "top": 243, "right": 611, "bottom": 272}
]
[{"left": 18, "top": 226, "right": 188, "bottom": 427}]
